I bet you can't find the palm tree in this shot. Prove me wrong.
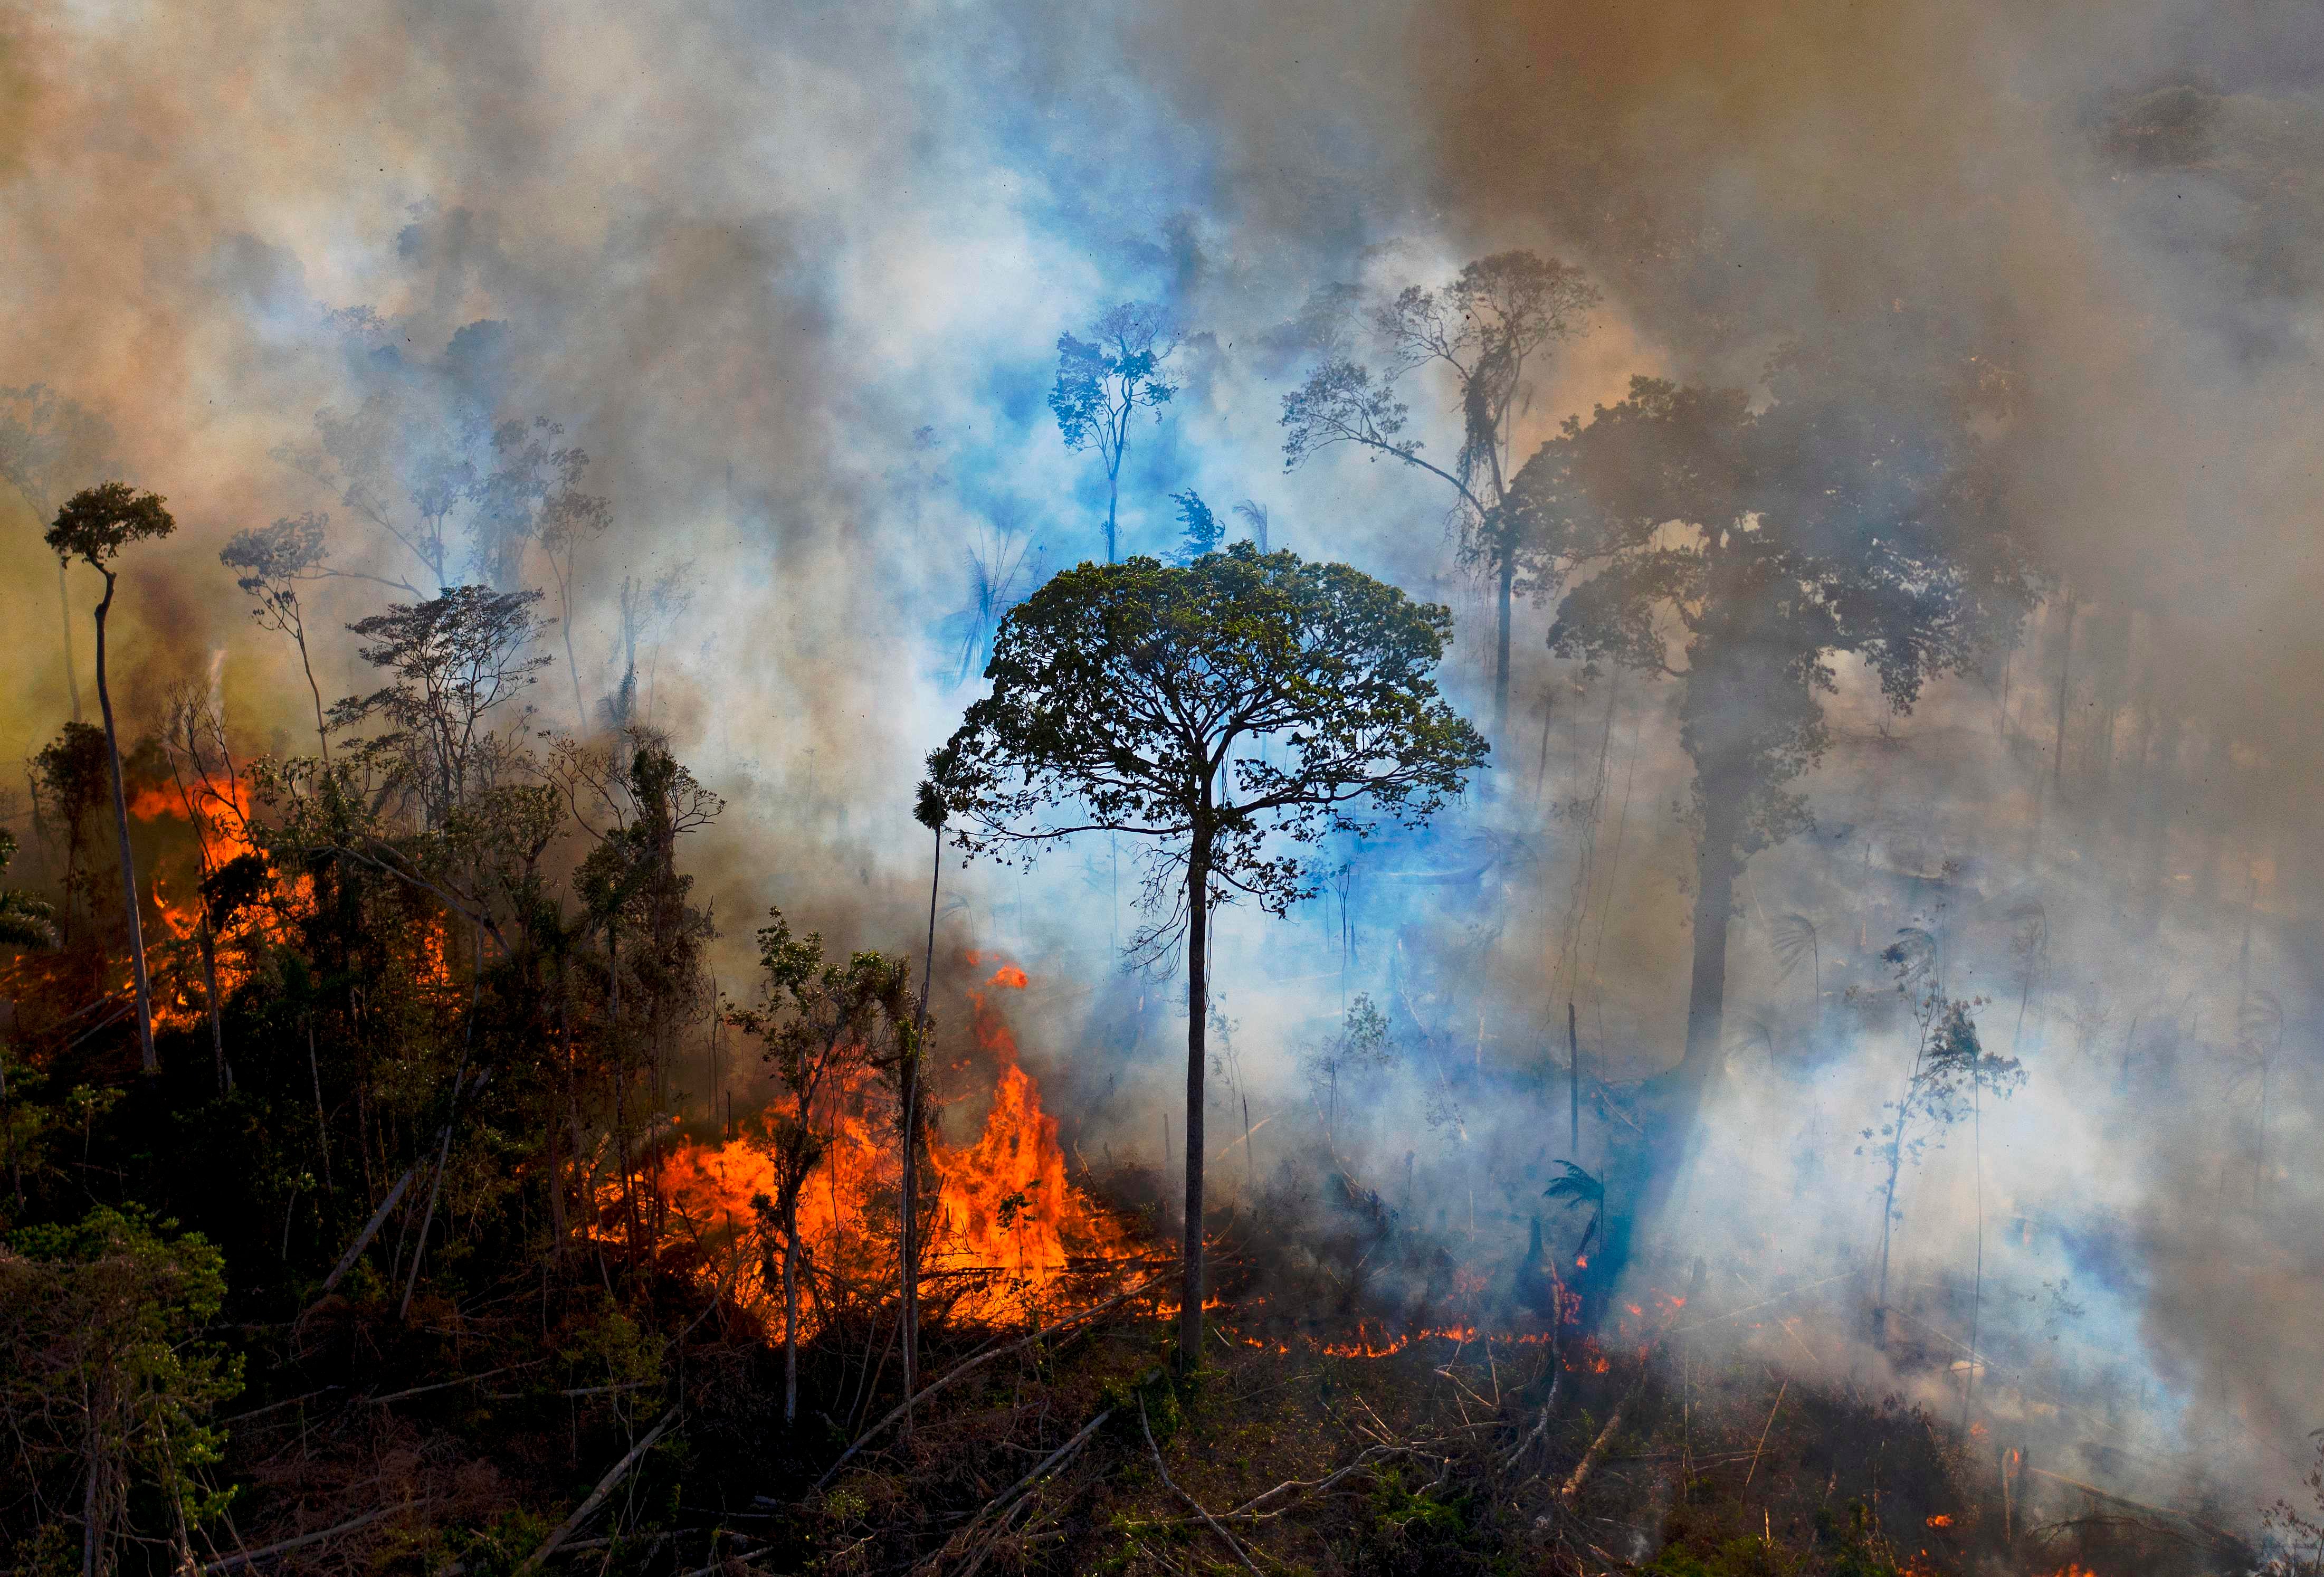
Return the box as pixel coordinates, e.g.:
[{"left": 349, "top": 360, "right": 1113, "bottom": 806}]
[
  {"left": 45, "top": 483, "right": 176, "bottom": 1076},
  {"left": 1543, "top": 1159, "right": 1605, "bottom": 1267}
]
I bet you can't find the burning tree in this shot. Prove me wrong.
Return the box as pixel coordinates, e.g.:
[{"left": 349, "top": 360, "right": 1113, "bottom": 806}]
[
  {"left": 728, "top": 912, "right": 913, "bottom": 1426},
  {"left": 45, "top": 483, "right": 176, "bottom": 1076},
  {"left": 934, "top": 542, "right": 1487, "bottom": 1369}
]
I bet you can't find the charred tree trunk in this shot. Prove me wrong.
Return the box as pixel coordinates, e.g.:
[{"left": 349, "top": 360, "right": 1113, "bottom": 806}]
[
  {"left": 902, "top": 819, "right": 942, "bottom": 1426},
  {"left": 1178, "top": 821, "right": 1212, "bottom": 1372},
  {"left": 783, "top": 1209, "right": 803, "bottom": 1425},
  {"left": 91, "top": 567, "right": 157, "bottom": 1076},
  {"left": 1494, "top": 553, "right": 1515, "bottom": 750},
  {"left": 199, "top": 919, "right": 228, "bottom": 1093},
  {"left": 1681, "top": 795, "right": 1741, "bottom": 1086}
]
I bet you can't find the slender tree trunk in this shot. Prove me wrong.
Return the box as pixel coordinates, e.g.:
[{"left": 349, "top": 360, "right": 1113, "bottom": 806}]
[
  {"left": 558, "top": 571, "right": 588, "bottom": 733},
  {"left": 1872, "top": 1052, "right": 1927, "bottom": 1352},
  {"left": 2051, "top": 593, "right": 2077, "bottom": 794},
  {"left": 308, "top": 1016, "right": 333, "bottom": 1196},
  {"left": 199, "top": 922, "right": 227, "bottom": 1092},
  {"left": 292, "top": 622, "right": 330, "bottom": 763},
  {"left": 92, "top": 571, "right": 157, "bottom": 1076},
  {"left": 1566, "top": 1001, "right": 1580, "bottom": 1156},
  {"left": 1104, "top": 461, "right": 1121, "bottom": 564},
  {"left": 1680, "top": 796, "right": 1741, "bottom": 1085},
  {"left": 902, "top": 821, "right": 941, "bottom": 1427},
  {"left": 1494, "top": 554, "right": 1515, "bottom": 749},
  {"left": 60, "top": 561, "right": 83, "bottom": 726},
  {"left": 783, "top": 1212, "right": 802, "bottom": 1424},
  {"left": 82, "top": 1407, "right": 104, "bottom": 1577},
  {"left": 1177, "top": 829, "right": 1211, "bottom": 1372}
]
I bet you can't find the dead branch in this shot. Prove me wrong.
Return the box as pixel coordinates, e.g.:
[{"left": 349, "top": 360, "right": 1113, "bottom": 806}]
[
  {"left": 513, "top": 1409, "right": 681, "bottom": 1577},
  {"left": 1222, "top": 1443, "right": 1419, "bottom": 1522},
  {"left": 2023, "top": 1467, "right": 2247, "bottom": 1555},
  {"left": 1741, "top": 1379, "right": 1787, "bottom": 1488},
  {"left": 364, "top": 1360, "right": 548, "bottom": 1407},
  {"left": 199, "top": 1507, "right": 396, "bottom": 1572},
  {"left": 1141, "top": 1397, "right": 1260, "bottom": 1573},
  {"left": 1500, "top": 1372, "right": 1562, "bottom": 1469},
  {"left": 814, "top": 1270, "right": 1164, "bottom": 1491},
  {"left": 317, "top": 1166, "right": 415, "bottom": 1295},
  {"left": 935, "top": 1407, "right": 1113, "bottom": 1575},
  {"left": 1558, "top": 1368, "right": 1647, "bottom": 1505}
]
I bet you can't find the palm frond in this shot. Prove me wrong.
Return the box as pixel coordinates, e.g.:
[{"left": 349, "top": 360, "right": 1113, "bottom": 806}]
[
  {"left": 1769, "top": 913, "right": 1817, "bottom": 980},
  {"left": 1542, "top": 1159, "right": 1604, "bottom": 1209}
]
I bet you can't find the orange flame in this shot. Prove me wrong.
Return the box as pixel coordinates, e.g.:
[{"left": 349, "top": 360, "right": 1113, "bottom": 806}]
[
  {"left": 661, "top": 958, "right": 1136, "bottom": 1336},
  {"left": 128, "top": 778, "right": 313, "bottom": 1031}
]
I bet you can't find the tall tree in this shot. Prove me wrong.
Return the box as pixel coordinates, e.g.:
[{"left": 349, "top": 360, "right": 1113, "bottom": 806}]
[
  {"left": 1281, "top": 252, "right": 1598, "bottom": 743},
  {"left": 220, "top": 512, "right": 335, "bottom": 759},
  {"left": 46, "top": 483, "right": 176, "bottom": 1075},
  {"left": 1545, "top": 353, "right": 2036, "bottom": 1110},
  {"left": 1049, "top": 303, "right": 1180, "bottom": 563},
  {"left": 935, "top": 543, "right": 1487, "bottom": 1368}
]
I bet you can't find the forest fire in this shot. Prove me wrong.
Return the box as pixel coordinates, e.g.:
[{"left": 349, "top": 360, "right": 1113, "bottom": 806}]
[
  {"left": 661, "top": 961, "right": 1137, "bottom": 1332},
  {"left": 126, "top": 778, "right": 307, "bottom": 1033}
]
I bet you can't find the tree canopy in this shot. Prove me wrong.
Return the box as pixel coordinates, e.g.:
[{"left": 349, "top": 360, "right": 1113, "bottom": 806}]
[
  {"left": 1544, "top": 343, "right": 2040, "bottom": 1086},
  {"left": 939, "top": 543, "right": 1488, "bottom": 926}
]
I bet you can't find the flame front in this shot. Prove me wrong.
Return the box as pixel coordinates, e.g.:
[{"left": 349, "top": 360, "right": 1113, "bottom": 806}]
[{"left": 661, "top": 961, "right": 1137, "bottom": 1336}]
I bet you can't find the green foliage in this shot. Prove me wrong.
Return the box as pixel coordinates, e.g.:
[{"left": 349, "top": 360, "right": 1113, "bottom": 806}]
[
  {"left": 938, "top": 543, "right": 1487, "bottom": 927},
  {"left": 0, "top": 1206, "right": 242, "bottom": 1573},
  {"left": 44, "top": 481, "right": 175, "bottom": 573},
  {"left": 0, "top": 829, "right": 57, "bottom": 948},
  {"left": 1367, "top": 1465, "right": 1465, "bottom": 1541},
  {"left": 1647, "top": 1537, "right": 1801, "bottom": 1577},
  {"left": 450, "top": 1508, "right": 551, "bottom": 1577}
]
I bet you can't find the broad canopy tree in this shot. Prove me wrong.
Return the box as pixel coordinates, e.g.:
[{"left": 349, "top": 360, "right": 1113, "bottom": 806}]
[
  {"left": 46, "top": 483, "right": 177, "bottom": 1076},
  {"left": 934, "top": 542, "right": 1488, "bottom": 1368},
  {"left": 1542, "top": 346, "right": 2038, "bottom": 1109}
]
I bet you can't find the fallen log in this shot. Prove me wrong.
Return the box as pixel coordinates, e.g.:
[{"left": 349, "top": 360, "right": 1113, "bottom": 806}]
[
  {"left": 813, "top": 1271, "right": 1164, "bottom": 1491},
  {"left": 201, "top": 1506, "right": 394, "bottom": 1572},
  {"left": 513, "top": 1409, "right": 681, "bottom": 1577},
  {"left": 318, "top": 1166, "right": 415, "bottom": 1294}
]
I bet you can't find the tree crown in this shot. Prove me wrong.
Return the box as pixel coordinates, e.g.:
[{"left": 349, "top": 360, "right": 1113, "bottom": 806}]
[
  {"left": 1545, "top": 353, "right": 2038, "bottom": 851},
  {"left": 45, "top": 481, "right": 175, "bottom": 573},
  {"left": 1049, "top": 302, "right": 1179, "bottom": 458},
  {"left": 937, "top": 543, "right": 1487, "bottom": 926}
]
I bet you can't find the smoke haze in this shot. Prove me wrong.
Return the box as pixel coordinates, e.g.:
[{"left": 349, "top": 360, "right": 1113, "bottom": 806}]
[{"left": 5, "top": 0, "right": 2322, "bottom": 1518}]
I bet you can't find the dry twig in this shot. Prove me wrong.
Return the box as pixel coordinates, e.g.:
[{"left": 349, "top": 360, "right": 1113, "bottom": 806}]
[{"left": 1140, "top": 1397, "right": 1260, "bottom": 1572}]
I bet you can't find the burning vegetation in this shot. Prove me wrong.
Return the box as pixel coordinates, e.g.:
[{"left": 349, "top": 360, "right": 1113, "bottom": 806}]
[{"left": 6, "top": 16, "right": 2324, "bottom": 1574}]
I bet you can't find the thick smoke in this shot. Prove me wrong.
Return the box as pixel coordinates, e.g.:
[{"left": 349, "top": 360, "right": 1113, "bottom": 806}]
[{"left": 3, "top": 0, "right": 2320, "bottom": 1519}]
